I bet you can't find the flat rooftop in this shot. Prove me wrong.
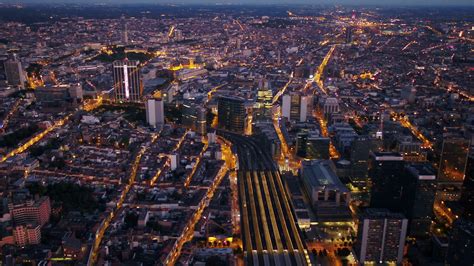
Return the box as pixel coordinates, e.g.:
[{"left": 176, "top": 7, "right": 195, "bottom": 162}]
[{"left": 301, "top": 160, "right": 348, "bottom": 192}]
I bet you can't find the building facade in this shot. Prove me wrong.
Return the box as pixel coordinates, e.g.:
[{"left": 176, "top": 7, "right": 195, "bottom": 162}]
[
  {"left": 355, "top": 208, "right": 408, "bottom": 265},
  {"left": 145, "top": 98, "right": 165, "bottom": 128},
  {"left": 113, "top": 59, "right": 143, "bottom": 102},
  {"left": 217, "top": 96, "right": 246, "bottom": 134}
]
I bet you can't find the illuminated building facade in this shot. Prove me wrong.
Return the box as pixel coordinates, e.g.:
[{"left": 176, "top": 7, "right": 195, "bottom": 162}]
[
  {"left": 355, "top": 209, "right": 408, "bottom": 265},
  {"left": 254, "top": 81, "right": 273, "bottom": 121},
  {"left": 113, "top": 59, "right": 142, "bottom": 102}
]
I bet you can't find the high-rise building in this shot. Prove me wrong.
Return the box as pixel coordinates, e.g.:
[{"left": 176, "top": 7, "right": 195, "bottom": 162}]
[
  {"left": 438, "top": 138, "right": 470, "bottom": 184},
  {"left": 281, "top": 93, "right": 311, "bottom": 122},
  {"left": 113, "top": 59, "right": 142, "bottom": 102},
  {"left": 255, "top": 79, "right": 273, "bottom": 121},
  {"left": 350, "top": 135, "right": 370, "bottom": 185},
  {"left": 369, "top": 152, "right": 415, "bottom": 214},
  {"left": 217, "top": 96, "right": 246, "bottom": 134},
  {"left": 445, "top": 219, "right": 474, "bottom": 266},
  {"left": 354, "top": 208, "right": 408, "bottom": 265},
  {"left": 406, "top": 163, "right": 437, "bottom": 237},
  {"left": 345, "top": 26, "right": 353, "bottom": 44},
  {"left": 323, "top": 97, "right": 339, "bottom": 115},
  {"left": 460, "top": 150, "right": 474, "bottom": 221},
  {"left": 145, "top": 98, "right": 164, "bottom": 128},
  {"left": 4, "top": 54, "right": 25, "bottom": 89},
  {"left": 121, "top": 15, "right": 129, "bottom": 45},
  {"left": 196, "top": 107, "right": 207, "bottom": 135},
  {"left": 296, "top": 131, "right": 329, "bottom": 159}
]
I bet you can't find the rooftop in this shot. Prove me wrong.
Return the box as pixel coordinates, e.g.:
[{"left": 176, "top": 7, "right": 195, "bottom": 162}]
[{"left": 301, "top": 160, "right": 348, "bottom": 192}]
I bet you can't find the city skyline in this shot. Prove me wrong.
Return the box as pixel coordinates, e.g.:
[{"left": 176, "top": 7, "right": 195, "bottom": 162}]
[
  {"left": 1, "top": 0, "right": 474, "bottom": 6},
  {"left": 0, "top": 3, "right": 472, "bottom": 266}
]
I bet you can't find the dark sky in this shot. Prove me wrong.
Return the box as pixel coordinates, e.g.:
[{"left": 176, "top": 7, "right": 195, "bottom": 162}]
[{"left": 3, "top": 0, "right": 474, "bottom": 6}]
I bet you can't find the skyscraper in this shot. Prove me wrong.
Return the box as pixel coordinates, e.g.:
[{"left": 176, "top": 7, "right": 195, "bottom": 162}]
[
  {"left": 113, "top": 59, "right": 142, "bottom": 102},
  {"left": 438, "top": 138, "right": 470, "bottom": 184},
  {"left": 196, "top": 107, "right": 207, "bottom": 135},
  {"left": 369, "top": 152, "right": 415, "bottom": 214},
  {"left": 445, "top": 219, "right": 474, "bottom": 266},
  {"left": 217, "top": 96, "right": 246, "bottom": 134},
  {"left": 281, "top": 93, "right": 311, "bottom": 122},
  {"left": 350, "top": 135, "right": 370, "bottom": 185},
  {"left": 4, "top": 54, "right": 25, "bottom": 89},
  {"left": 345, "top": 26, "right": 353, "bottom": 44},
  {"left": 406, "top": 163, "right": 437, "bottom": 237},
  {"left": 145, "top": 98, "right": 164, "bottom": 128},
  {"left": 354, "top": 208, "right": 408, "bottom": 265},
  {"left": 255, "top": 79, "right": 273, "bottom": 121},
  {"left": 121, "top": 15, "right": 129, "bottom": 45}
]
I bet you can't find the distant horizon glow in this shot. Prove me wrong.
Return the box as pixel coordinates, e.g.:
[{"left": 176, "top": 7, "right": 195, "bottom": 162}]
[{"left": 1, "top": 0, "right": 474, "bottom": 6}]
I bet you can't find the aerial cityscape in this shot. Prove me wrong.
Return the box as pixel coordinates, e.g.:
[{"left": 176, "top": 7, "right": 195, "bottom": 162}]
[{"left": 0, "top": 1, "right": 472, "bottom": 265}]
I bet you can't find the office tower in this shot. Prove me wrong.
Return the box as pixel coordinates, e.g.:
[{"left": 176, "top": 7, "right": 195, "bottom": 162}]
[
  {"left": 438, "top": 138, "right": 470, "bottom": 184},
  {"left": 354, "top": 209, "right": 408, "bottom": 265},
  {"left": 282, "top": 94, "right": 291, "bottom": 119},
  {"left": 345, "top": 26, "right": 353, "bottom": 44},
  {"left": 217, "top": 96, "right": 246, "bottom": 134},
  {"left": 196, "top": 107, "right": 207, "bottom": 135},
  {"left": 182, "top": 103, "right": 198, "bottom": 130},
  {"left": 350, "top": 135, "right": 370, "bottom": 185},
  {"left": 290, "top": 94, "right": 301, "bottom": 121},
  {"left": 145, "top": 98, "right": 164, "bottom": 128},
  {"left": 4, "top": 54, "right": 25, "bottom": 89},
  {"left": 255, "top": 79, "right": 273, "bottom": 121},
  {"left": 323, "top": 97, "right": 339, "bottom": 115},
  {"left": 121, "top": 15, "right": 129, "bottom": 45},
  {"left": 113, "top": 59, "right": 143, "bottom": 102},
  {"left": 0, "top": 54, "right": 7, "bottom": 83},
  {"left": 445, "top": 219, "right": 474, "bottom": 266},
  {"left": 282, "top": 93, "right": 310, "bottom": 122},
  {"left": 174, "top": 29, "right": 183, "bottom": 41},
  {"left": 296, "top": 131, "right": 329, "bottom": 159},
  {"left": 460, "top": 150, "right": 474, "bottom": 221},
  {"left": 369, "top": 152, "right": 415, "bottom": 214},
  {"left": 406, "top": 163, "right": 437, "bottom": 237}
]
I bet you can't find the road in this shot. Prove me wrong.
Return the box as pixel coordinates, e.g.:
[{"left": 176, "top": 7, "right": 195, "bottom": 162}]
[
  {"left": 164, "top": 139, "right": 229, "bottom": 266},
  {"left": 184, "top": 138, "right": 209, "bottom": 187},
  {"left": 313, "top": 109, "right": 340, "bottom": 159},
  {"left": 313, "top": 45, "right": 337, "bottom": 95},
  {"left": 219, "top": 131, "right": 310, "bottom": 266},
  {"left": 1, "top": 98, "right": 21, "bottom": 131},
  {"left": 0, "top": 94, "right": 105, "bottom": 163},
  {"left": 0, "top": 114, "right": 72, "bottom": 163},
  {"left": 87, "top": 144, "right": 148, "bottom": 265}
]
